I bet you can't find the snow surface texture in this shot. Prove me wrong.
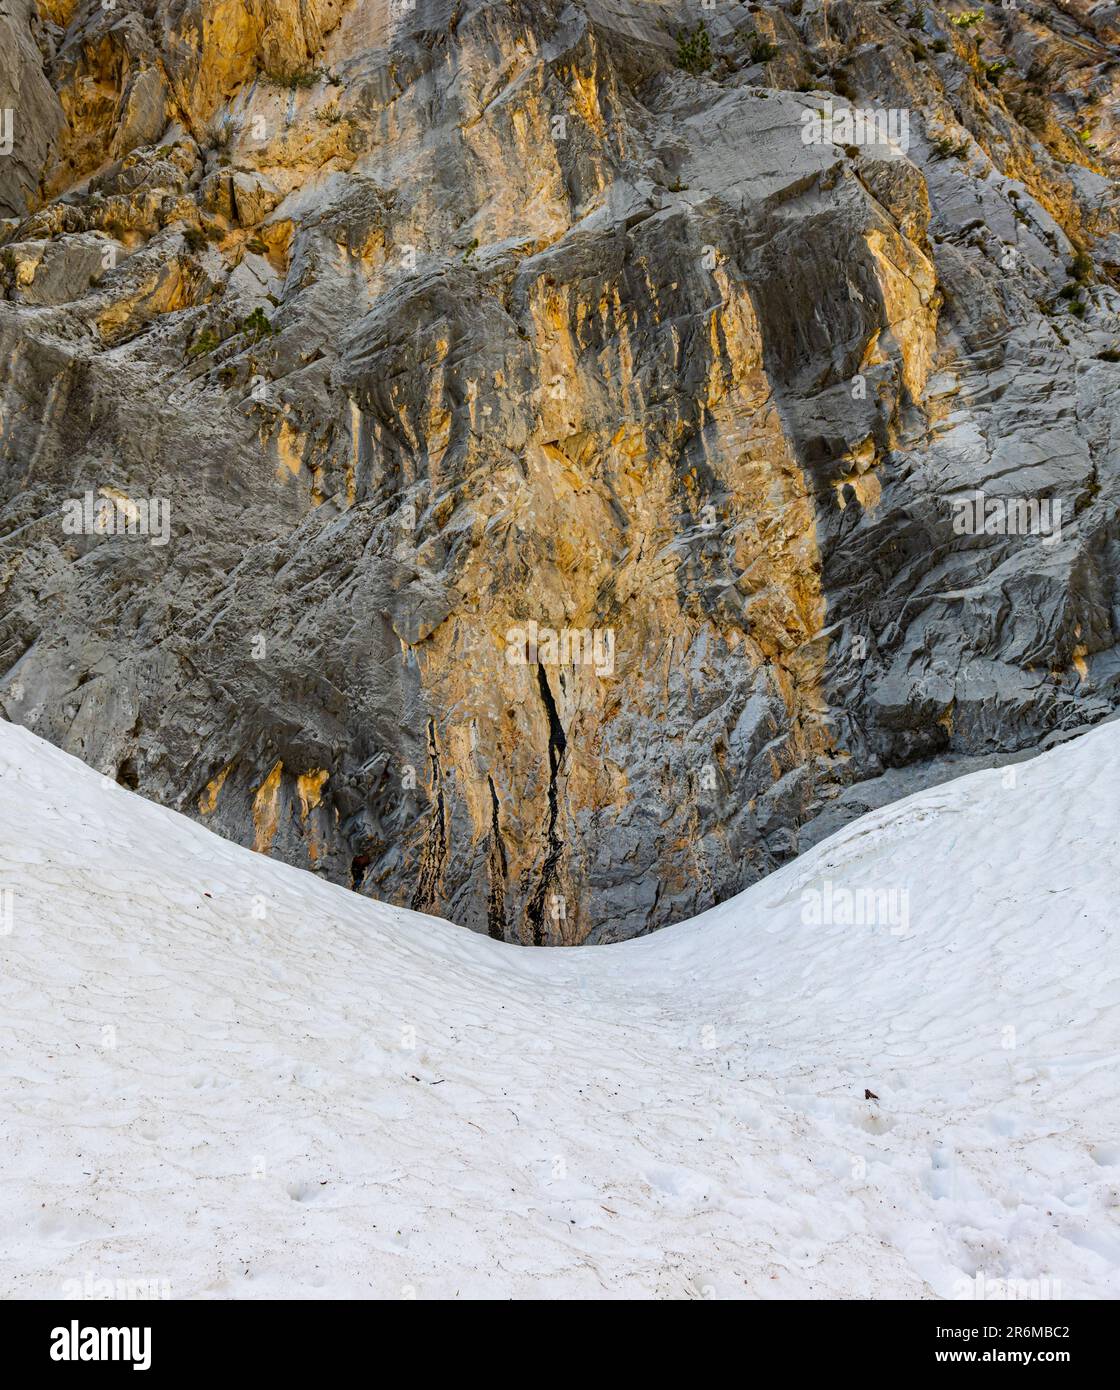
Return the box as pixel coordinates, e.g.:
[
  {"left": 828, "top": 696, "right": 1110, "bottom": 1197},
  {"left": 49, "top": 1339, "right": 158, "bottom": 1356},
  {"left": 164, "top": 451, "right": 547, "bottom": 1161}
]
[{"left": 1, "top": 718, "right": 1118, "bottom": 1300}]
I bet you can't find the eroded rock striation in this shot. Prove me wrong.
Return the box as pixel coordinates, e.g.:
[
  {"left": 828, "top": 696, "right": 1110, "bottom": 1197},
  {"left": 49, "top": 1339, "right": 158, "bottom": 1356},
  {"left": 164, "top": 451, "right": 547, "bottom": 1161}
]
[{"left": 2, "top": 0, "right": 1119, "bottom": 942}]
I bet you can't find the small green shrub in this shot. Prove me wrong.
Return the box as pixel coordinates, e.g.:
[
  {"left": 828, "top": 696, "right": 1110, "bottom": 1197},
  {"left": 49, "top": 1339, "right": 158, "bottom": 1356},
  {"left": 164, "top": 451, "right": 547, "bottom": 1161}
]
[
  {"left": 676, "top": 23, "right": 713, "bottom": 75},
  {"left": 931, "top": 135, "right": 970, "bottom": 160},
  {"left": 187, "top": 328, "right": 220, "bottom": 359},
  {"left": 830, "top": 72, "right": 857, "bottom": 100},
  {"left": 240, "top": 306, "right": 274, "bottom": 341},
  {"left": 747, "top": 33, "right": 779, "bottom": 64},
  {"left": 265, "top": 66, "right": 321, "bottom": 89}
]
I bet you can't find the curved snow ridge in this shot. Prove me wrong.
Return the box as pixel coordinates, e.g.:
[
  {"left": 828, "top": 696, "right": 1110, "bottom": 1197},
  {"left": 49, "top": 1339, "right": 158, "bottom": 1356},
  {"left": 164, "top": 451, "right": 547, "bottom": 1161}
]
[{"left": 0, "top": 717, "right": 1117, "bottom": 1299}]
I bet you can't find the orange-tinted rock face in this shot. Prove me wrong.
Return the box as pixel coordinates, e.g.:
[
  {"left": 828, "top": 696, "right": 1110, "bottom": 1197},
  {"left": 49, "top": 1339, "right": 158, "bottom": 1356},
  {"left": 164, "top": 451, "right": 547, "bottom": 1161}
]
[{"left": 1, "top": 1, "right": 1119, "bottom": 942}]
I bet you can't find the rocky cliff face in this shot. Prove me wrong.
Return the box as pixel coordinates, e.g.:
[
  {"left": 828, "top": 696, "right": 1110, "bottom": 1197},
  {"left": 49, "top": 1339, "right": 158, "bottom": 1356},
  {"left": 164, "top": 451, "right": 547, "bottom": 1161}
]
[{"left": 2, "top": 0, "right": 1119, "bottom": 944}]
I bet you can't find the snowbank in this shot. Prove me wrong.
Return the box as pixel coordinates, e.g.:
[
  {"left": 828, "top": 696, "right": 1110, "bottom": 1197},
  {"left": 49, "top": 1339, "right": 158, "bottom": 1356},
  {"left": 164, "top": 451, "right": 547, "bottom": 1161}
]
[{"left": 1, "top": 717, "right": 1117, "bottom": 1298}]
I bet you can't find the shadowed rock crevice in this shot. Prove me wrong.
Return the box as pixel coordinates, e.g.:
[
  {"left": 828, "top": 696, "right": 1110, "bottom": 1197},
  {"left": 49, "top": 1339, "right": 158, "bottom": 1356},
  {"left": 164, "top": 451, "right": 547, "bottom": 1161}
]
[
  {"left": 411, "top": 717, "right": 448, "bottom": 914},
  {"left": 524, "top": 662, "right": 569, "bottom": 946},
  {"left": 485, "top": 770, "right": 508, "bottom": 941}
]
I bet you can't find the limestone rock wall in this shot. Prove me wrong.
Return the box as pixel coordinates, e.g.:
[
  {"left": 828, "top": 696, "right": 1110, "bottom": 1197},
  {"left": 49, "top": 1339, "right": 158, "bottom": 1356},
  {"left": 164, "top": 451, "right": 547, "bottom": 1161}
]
[{"left": 2, "top": 0, "right": 1119, "bottom": 942}]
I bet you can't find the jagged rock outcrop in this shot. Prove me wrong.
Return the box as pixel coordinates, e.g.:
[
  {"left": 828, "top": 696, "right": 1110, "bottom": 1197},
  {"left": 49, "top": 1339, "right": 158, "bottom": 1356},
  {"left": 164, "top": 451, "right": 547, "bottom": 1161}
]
[{"left": 2, "top": 0, "right": 1120, "bottom": 943}]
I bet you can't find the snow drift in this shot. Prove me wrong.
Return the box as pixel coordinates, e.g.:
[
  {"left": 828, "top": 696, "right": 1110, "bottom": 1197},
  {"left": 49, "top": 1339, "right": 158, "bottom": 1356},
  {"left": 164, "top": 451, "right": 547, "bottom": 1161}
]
[{"left": 1, "top": 717, "right": 1118, "bottom": 1299}]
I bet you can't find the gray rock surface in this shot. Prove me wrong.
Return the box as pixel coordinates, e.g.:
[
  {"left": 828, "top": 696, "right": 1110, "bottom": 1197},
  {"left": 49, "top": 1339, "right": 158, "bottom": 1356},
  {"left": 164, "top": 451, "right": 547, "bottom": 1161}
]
[{"left": 1, "top": 0, "right": 1119, "bottom": 943}]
